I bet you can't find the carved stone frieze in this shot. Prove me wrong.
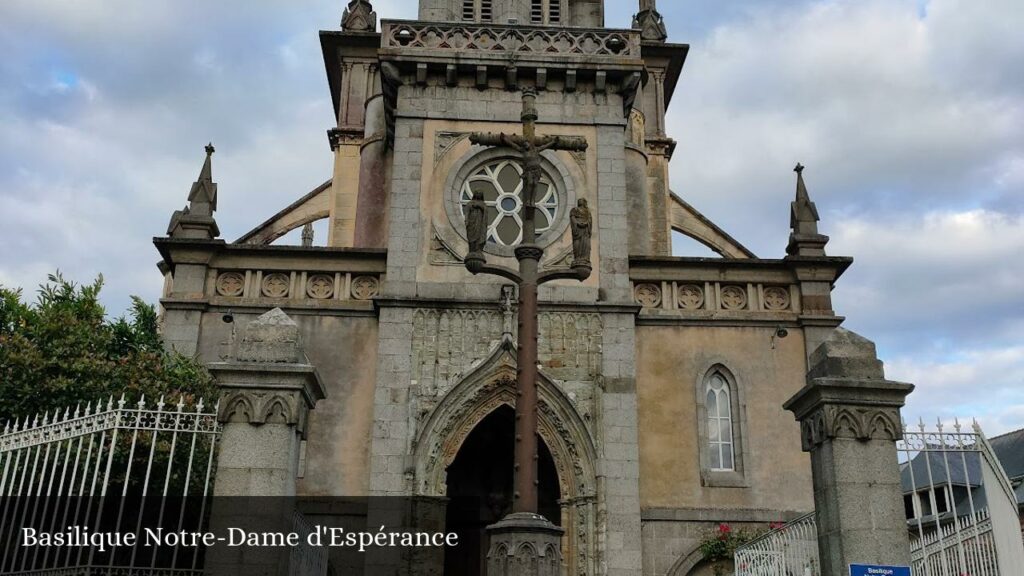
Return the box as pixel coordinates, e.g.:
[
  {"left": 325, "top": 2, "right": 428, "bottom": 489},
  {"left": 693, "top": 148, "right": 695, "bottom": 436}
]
[
  {"left": 411, "top": 309, "right": 603, "bottom": 403},
  {"left": 719, "top": 285, "right": 748, "bottom": 310},
  {"left": 677, "top": 284, "right": 705, "bottom": 310},
  {"left": 763, "top": 286, "right": 791, "bottom": 311},
  {"left": 634, "top": 283, "right": 662, "bottom": 308},
  {"left": 216, "top": 272, "right": 245, "bottom": 297},
  {"left": 350, "top": 276, "right": 380, "bottom": 300},
  {"left": 219, "top": 389, "right": 305, "bottom": 427},
  {"left": 536, "top": 313, "right": 603, "bottom": 382},
  {"left": 412, "top": 309, "right": 505, "bottom": 397},
  {"left": 261, "top": 273, "right": 291, "bottom": 299},
  {"left": 383, "top": 22, "right": 640, "bottom": 58},
  {"left": 306, "top": 274, "right": 335, "bottom": 299},
  {"left": 800, "top": 405, "right": 903, "bottom": 451}
]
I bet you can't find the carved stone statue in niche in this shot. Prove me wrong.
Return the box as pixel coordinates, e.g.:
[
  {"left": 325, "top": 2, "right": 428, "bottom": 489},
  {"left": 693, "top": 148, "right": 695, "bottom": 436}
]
[
  {"left": 465, "top": 190, "right": 488, "bottom": 255},
  {"left": 570, "top": 199, "right": 592, "bottom": 266}
]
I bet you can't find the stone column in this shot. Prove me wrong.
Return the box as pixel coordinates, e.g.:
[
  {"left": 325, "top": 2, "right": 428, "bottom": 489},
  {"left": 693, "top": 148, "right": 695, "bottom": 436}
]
[
  {"left": 783, "top": 328, "right": 915, "bottom": 576},
  {"left": 354, "top": 63, "right": 390, "bottom": 249},
  {"left": 205, "top": 308, "right": 326, "bottom": 575}
]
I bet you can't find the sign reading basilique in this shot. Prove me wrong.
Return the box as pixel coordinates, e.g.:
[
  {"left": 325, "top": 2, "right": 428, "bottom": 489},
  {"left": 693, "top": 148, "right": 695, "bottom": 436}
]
[{"left": 850, "top": 565, "right": 911, "bottom": 576}]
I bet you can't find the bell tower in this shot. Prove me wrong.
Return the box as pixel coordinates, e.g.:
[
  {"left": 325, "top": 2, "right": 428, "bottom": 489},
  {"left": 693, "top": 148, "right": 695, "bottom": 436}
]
[{"left": 419, "top": 0, "right": 604, "bottom": 28}]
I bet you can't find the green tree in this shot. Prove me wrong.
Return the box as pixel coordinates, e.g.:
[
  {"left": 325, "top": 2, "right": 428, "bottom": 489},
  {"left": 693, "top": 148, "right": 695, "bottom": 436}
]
[{"left": 0, "top": 272, "right": 216, "bottom": 423}]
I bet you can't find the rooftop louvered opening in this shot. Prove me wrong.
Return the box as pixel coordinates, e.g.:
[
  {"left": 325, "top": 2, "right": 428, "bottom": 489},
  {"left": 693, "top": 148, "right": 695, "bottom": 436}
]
[
  {"left": 549, "top": 0, "right": 561, "bottom": 24},
  {"left": 531, "top": 0, "right": 543, "bottom": 23}
]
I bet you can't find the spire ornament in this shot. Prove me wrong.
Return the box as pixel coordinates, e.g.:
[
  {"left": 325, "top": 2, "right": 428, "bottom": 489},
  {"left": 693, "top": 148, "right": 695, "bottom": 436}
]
[
  {"left": 301, "top": 223, "right": 315, "bottom": 247},
  {"left": 342, "top": 0, "right": 377, "bottom": 33},
  {"left": 786, "top": 163, "right": 829, "bottom": 257},
  {"left": 167, "top": 143, "right": 221, "bottom": 239},
  {"left": 633, "top": 0, "right": 668, "bottom": 43}
]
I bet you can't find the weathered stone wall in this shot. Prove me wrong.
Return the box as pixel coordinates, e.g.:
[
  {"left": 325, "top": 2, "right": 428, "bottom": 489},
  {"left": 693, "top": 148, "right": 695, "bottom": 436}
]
[
  {"left": 196, "top": 311, "right": 380, "bottom": 496},
  {"left": 636, "top": 324, "right": 815, "bottom": 575}
]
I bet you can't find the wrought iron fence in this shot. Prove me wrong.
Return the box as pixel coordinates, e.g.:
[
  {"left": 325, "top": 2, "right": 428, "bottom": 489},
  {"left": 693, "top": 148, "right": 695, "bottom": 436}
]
[
  {"left": 290, "top": 510, "right": 329, "bottom": 576},
  {"left": 900, "top": 419, "right": 1023, "bottom": 576},
  {"left": 734, "top": 419, "right": 1024, "bottom": 576},
  {"left": 733, "top": 513, "right": 818, "bottom": 576},
  {"left": 0, "top": 396, "right": 221, "bottom": 575}
]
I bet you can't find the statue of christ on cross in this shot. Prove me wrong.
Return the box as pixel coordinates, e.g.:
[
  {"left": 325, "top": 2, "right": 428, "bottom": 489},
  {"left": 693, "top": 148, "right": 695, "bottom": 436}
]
[{"left": 463, "top": 88, "right": 592, "bottom": 517}]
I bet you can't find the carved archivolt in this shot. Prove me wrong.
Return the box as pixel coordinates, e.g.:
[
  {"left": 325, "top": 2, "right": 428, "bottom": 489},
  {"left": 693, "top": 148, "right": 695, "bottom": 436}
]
[
  {"left": 800, "top": 405, "right": 902, "bottom": 451},
  {"left": 412, "top": 339, "right": 599, "bottom": 575}
]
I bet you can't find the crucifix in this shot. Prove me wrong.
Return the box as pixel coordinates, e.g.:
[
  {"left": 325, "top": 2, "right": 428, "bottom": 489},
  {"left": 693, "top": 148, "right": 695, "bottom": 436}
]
[{"left": 464, "top": 88, "right": 592, "bottom": 515}]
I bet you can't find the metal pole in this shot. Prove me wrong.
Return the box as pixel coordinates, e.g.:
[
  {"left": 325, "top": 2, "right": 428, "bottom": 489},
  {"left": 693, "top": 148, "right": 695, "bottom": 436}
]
[
  {"left": 514, "top": 258, "right": 539, "bottom": 513},
  {"left": 466, "top": 89, "right": 589, "bottom": 517}
]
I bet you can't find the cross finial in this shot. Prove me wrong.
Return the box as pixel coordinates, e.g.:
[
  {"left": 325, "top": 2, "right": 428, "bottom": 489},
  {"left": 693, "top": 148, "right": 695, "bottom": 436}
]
[
  {"left": 205, "top": 142, "right": 215, "bottom": 156},
  {"left": 794, "top": 163, "right": 805, "bottom": 174}
]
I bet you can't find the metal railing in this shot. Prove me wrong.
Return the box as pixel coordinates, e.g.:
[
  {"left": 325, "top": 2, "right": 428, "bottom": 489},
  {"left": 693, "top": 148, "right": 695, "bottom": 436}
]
[
  {"left": 0, "top": 396, "right": 221, "bottom": 574},
  {"left": 734, "top": 513, "right": 819, "bottom": 576},
  {"left": 290, "top": 511, "right": 329, "bottom": 576},
  {"left": 734, "top": 419, "right": 1024, "bottom": 576},
  {"left": 900, "top": 419, "right": 1023, "bottom": 576}
]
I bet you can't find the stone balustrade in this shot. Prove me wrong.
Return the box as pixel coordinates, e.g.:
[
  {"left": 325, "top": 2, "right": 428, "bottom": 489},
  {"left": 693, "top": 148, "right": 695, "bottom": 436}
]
[
  {"left": 211, "top": 269, "right": 381, "bottom": 303},
  {"left": 380, "top": 20, "right": 642, "bottom": 63},
  {"left": 625, "top": 256, "right": 840, "bottom": 323},
  {"left": 155, "top": 239, "right": 387, "bottom": 311},
  {"left": 631, "top": 280, "right": 799, "bottom": 314}
]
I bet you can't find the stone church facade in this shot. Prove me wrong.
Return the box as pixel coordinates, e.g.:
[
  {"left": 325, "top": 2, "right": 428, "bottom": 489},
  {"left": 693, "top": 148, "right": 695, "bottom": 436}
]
[{"left": 155, "top": 1, "right": 852, "bottom": 574}]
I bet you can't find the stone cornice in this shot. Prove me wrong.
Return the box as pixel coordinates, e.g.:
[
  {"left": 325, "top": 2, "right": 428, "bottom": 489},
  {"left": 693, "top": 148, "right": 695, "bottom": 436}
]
[{"left": 641, "top": 507, "right": 810, "bottom": 524}]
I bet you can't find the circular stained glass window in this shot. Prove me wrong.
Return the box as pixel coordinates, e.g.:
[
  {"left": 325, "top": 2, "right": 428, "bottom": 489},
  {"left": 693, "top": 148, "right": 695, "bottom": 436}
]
[{"left": 459, "top": 159, "right": 558, "bottom": 247}]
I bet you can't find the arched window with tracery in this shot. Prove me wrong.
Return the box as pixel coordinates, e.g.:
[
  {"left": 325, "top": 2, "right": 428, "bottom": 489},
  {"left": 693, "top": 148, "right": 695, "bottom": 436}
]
[
  {"left": 696, "top": 365, "right": 748, "bottom": 487},
  {"left": 705, "top": 372, "right": 734, "bottom": 471}
]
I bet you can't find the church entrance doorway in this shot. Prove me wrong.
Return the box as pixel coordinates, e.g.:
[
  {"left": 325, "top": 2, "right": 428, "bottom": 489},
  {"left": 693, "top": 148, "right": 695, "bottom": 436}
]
[{"left": 443, "top": 405, "right": 561, "bottom": 576}]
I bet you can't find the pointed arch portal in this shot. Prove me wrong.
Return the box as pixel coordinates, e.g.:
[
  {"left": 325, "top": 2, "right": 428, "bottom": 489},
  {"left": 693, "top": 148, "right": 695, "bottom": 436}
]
[
  {"left": 443, "top": 405, "right": 560, "bottom": 576},
  {"left": 413, "top": 338, "right": 599, "bottom": 576}
]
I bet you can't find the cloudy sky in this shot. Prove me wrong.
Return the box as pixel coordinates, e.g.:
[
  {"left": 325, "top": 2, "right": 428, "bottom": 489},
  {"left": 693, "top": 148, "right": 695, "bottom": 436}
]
[{"left": 1, "top": 0, "right": 1021, "bottom": 434}]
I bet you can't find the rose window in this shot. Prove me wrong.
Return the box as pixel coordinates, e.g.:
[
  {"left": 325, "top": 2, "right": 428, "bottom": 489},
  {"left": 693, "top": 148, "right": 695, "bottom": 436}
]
[{"left": 459, "top": 159, "right": 558, "bottom": 247}]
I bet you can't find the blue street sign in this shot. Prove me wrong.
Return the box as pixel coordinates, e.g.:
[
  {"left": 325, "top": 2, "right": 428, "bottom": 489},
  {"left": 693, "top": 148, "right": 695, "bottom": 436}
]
[{"left": 850, "top": 565, "right": 911, "bottom": 576}]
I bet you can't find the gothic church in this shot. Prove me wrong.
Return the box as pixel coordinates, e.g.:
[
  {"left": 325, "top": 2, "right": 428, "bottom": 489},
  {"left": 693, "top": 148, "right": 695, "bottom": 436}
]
[{"left": 156, "top": 1, "right": 852, "bottom": 574}]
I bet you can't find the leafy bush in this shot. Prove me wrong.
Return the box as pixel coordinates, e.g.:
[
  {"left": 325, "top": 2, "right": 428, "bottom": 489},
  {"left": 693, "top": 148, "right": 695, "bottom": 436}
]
[{"left": 0, "top": 272, "right": 216, "bottom": 423}]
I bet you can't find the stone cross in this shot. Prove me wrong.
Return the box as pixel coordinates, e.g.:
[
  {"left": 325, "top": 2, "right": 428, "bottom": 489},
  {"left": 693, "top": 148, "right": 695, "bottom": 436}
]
[{"left": 465, "top": 89, "right": 590, "bottom": 516}]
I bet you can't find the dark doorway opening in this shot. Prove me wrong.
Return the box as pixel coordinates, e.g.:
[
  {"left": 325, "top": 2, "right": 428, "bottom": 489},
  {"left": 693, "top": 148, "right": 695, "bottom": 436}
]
[{"left": 443, "top": 405, "right": 561, "bottom": 576}]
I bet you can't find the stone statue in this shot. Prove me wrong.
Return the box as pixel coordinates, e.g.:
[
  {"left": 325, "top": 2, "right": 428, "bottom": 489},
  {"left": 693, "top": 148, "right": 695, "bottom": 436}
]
[
  {"left": 466, "top": 190, "right": 488, "bottom": 255},
  {"left": 570, "top": 199, "right": 592, "bottom": 266}
]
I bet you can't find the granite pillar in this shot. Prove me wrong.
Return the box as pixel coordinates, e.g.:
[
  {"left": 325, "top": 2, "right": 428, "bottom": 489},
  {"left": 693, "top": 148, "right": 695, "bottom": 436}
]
[
  {"left": 784, "top": 328, "right": 914, "bottom": 576},
  {"left": 205, "top": 308, "right": 326, "bottom": 575}
]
